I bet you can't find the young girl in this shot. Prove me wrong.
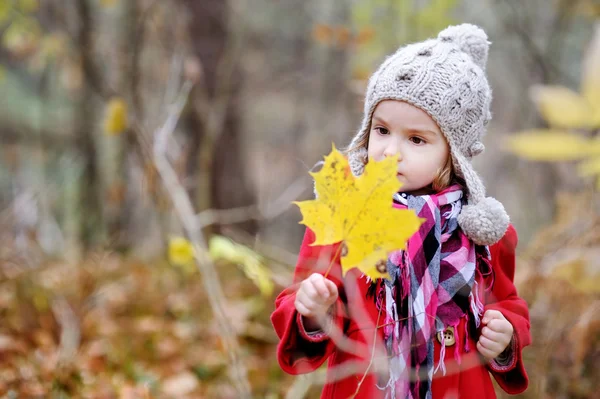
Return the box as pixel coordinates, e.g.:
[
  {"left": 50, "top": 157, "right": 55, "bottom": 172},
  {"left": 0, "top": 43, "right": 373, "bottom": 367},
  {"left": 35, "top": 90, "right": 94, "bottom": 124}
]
[{"left": 271, "top": 24, "right": 530, "bottom": 399}]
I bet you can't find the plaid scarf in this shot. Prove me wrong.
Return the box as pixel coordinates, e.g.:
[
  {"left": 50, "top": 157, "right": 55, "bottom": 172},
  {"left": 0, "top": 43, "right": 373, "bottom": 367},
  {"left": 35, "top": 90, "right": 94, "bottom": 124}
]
[{"left": 375, "top": 185, "right": 485, "bottom": 399}]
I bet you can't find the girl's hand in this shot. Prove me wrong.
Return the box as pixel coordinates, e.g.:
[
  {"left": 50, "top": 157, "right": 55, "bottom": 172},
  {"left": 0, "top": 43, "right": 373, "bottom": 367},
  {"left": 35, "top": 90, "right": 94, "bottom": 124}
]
[
  {"left": 476, "top": 309, "right": 514, "bottom": 360},
  {"left": 295, "top": 273, "right": 339, "bottom": 328}
]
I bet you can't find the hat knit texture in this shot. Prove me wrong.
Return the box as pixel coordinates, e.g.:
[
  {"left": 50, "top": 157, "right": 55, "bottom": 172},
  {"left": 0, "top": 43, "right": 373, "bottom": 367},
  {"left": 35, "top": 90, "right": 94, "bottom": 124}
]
[{"left": 347, "top": 23, "right": 509, "bottom": 245}]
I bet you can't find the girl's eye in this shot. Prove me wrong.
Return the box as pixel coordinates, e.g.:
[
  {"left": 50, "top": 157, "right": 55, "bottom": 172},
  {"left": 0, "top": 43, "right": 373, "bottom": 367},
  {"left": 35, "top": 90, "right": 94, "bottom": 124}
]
[
  {"left": 375, "top": 127, "right": 389, "bottom": 135},
  {"left": 410, "top": 136, "right": 425, "bottom": 145}
]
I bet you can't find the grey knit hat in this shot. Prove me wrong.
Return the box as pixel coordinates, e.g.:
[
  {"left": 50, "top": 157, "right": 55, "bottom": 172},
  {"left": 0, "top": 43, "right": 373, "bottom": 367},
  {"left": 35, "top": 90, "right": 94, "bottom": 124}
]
[{"left": 347, "top": 23, "right": 509, "bottom": 246}]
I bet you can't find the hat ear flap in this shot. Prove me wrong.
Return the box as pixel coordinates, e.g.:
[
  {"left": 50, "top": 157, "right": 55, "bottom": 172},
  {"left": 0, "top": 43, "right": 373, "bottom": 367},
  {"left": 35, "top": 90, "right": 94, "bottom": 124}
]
[
  {"left": 348, "top": 146, "right": 368, "bottom": 177},
  {"left": 452, "top": 152, "right": 509, "bottom": 245}
]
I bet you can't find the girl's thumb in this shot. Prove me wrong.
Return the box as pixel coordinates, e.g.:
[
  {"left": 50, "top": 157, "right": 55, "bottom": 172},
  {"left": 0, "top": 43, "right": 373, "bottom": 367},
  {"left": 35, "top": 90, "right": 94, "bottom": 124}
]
[{"left": 325, "top": 279, "right": 338, "bottom": 296}]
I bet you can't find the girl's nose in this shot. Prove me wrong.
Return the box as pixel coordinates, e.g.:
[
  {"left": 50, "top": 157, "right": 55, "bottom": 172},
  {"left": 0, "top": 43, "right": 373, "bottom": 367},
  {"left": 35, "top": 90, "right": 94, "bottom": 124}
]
[{"left": 383, "top": 140, "right": 403, "bottom": 161}]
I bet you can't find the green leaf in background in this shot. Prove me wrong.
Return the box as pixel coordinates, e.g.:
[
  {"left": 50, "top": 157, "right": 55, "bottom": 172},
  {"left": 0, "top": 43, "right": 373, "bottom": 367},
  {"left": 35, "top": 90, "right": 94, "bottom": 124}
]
[
  {"left": 349, "top": 0, "right": 458, "bottom": 87},
  {"left": 0, "top": 1, "right": 10, "bottom": 26},
  {"left": 17, "top": 0, "right": 39, "bottom": 13},
  {"left": 2, "top": 15, "right": 41, "bottom": 55},
  {"left": 209, "top": 236, "right": 274, "bottom": 297}
]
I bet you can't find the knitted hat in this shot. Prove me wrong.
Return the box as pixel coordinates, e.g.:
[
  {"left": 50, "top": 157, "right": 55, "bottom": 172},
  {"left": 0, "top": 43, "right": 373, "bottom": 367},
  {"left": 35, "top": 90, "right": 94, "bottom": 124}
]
[{"left": 346, "top": 23, "right": 509, "bottom": 246}]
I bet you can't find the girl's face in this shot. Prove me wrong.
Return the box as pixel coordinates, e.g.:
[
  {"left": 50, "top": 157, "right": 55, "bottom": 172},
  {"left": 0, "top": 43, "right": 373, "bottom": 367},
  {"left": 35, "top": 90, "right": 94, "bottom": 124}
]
[{"left": 367, "top": 100, "right": 450, "bottom": 195}]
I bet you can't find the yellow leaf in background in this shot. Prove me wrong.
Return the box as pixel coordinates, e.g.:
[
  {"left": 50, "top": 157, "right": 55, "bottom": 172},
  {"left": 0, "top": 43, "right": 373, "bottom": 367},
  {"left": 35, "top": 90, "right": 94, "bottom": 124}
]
[
  {"left": 577, "top": 156, "right": 600, "bottom": 176},
  {"left": 294, "top": 145, "right": 423, "bottom": 281},
  {"left": 104, "top": 97, "right": 128, "bottom": 135},
  {"left": 32, "top": 290, "right": 49, "bottom": 311},
  {"left": 100, "top": 0, "right": 119, "bottom": 7},
  {"left": 529, "top": 85, "right": 598, "bottom": 129},
  {"left": 581, "top": 24, "right": 600, "bottom": 119},
  {"left": 17, "top": 0, "right": 39, "bottom": 13},
  {"left": 209, "top": 236, "right": 273, "bottom": 297},
  {"left": 506, "top": 130, "right": 595, "bottom": 161},
  {"left": 551, "top": 259, "right": 600, "bottom": 294},
  {"left": 168, "top": 237, "right": 195, "bottom": 267}
]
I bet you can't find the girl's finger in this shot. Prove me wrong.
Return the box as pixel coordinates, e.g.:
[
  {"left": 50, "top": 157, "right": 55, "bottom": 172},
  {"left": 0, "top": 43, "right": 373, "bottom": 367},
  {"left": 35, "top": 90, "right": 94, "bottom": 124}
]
[
  {"left": 487, "top": 319, "right": 513, "bottom": 334},
  {"left": 481, "top": 327, "right": 508, "bottom": 344},
  {"left": 295, "top": 301, "right": 312, "bottom": 317},
  {"left": 482, "top": 309, "right": 504, "bottom": 324},
  {"left": 476, "top": 341, "right": 497, "bottom": 359},
  {"left": 478, "top": 335, "right": 503, "bottom": 354},
  {"left": 312, "top": 277, "right": 331, "bottom": 299},
  {"left": 301, "top": 281, "right": 318, "bottom": 300},
  {"left": 324, "top": 279, "right": 338, "bottom": 297},
  {"left": 299, "top": 294, "right": 321, "bottom": 312}
]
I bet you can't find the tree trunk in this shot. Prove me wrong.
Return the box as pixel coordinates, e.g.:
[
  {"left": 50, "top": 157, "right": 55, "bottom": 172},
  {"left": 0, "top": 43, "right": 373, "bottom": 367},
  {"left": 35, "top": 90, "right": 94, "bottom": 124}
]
[
  {"left": 75, "top": 0, "right": 104, "bottom": 251},
  {"left": 182, "top": 0, "right": 257, "bottom": 235}
]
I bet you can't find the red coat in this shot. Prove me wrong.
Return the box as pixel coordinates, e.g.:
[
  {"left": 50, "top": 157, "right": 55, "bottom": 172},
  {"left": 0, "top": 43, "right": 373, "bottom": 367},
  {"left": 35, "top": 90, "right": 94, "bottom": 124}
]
[{"left": 271, "top": 224, "right": 530, "bottom": 399}]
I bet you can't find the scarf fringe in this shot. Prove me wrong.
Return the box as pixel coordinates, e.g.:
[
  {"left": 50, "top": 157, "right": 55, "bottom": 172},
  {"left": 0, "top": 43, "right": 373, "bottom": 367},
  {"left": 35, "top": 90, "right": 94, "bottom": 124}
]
[
  {"left": 469, "top": 280, "right": 485, "bottom": 328},
  {"left": 434, "top": 335, "right": 447, "bottom": 375}
]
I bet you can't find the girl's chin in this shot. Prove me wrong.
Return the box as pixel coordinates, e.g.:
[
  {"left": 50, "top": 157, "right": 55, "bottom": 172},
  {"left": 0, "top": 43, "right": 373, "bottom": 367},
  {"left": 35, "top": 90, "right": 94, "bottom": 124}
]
[{"left": 396, "top": 175, "right": 408, "bottom": 185}]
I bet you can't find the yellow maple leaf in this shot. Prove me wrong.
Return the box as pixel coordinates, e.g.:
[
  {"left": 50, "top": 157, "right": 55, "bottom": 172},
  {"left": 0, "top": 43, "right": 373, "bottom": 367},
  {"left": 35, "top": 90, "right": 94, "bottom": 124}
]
[
  {"left": 294, "top": 145, "right": 423, "bottom": 281},
  {"left": 104, "top": 97, "right": 128, "bottom": 135}
]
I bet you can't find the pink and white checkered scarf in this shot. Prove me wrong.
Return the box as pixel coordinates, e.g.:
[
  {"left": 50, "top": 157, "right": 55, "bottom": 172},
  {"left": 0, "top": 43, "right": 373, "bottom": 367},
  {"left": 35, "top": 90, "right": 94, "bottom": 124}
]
[{"left": 374, "top": 185, "right": 485, "bottom": 399}]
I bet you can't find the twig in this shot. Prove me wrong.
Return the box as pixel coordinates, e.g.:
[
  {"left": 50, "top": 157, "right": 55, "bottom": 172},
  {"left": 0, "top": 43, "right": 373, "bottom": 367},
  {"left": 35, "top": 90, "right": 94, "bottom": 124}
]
[
  {"left": 196, "top": 205, "right": 259, "bottom": 229},
  {"left": 152, "top": 80, "right": 252, "bottom": 398},
  {"left": 194, "top": 175, "right": 308, "bottom": 229},
  {"left": 52, "top": 296, "right": 80, "bottom": 367}
]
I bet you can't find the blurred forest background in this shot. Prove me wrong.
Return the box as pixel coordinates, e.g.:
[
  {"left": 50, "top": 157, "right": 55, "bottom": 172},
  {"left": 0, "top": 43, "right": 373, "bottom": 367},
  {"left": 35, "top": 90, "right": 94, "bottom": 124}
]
[{"left": 0, "top": 0, "right": 599, "bottom": 397}]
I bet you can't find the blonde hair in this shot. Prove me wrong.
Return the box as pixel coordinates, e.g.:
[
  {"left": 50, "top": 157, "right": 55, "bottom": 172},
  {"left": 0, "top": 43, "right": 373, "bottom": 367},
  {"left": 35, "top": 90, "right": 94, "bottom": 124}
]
[{"left": 432, "top": 156, "right": 454, "bottom": 192}]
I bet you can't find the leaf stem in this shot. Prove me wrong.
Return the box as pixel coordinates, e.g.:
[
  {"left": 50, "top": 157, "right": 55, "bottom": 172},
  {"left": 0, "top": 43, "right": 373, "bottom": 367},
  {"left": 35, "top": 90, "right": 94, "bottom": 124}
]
[{"left": 323, "top": 242, "right": 344, "bottom": 279}]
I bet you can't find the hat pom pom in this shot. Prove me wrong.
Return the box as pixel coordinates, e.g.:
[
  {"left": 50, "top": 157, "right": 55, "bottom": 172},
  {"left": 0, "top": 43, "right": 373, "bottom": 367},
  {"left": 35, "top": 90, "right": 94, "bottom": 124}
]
[
  {"left": 458, "top": 197, "right": 509, "bottom": 245},
  {"left": 438, "top": 23, "right": 490, "bottom": 69}
]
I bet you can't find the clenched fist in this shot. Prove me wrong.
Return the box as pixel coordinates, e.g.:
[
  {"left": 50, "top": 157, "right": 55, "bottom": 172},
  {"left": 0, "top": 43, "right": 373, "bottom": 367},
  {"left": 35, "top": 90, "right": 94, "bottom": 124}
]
[
  {"left": 477, "top": 309, "right": 514, "bottom": 360},
  {"left": 295, "top": 273, "right": 339, "bottom": 331}
]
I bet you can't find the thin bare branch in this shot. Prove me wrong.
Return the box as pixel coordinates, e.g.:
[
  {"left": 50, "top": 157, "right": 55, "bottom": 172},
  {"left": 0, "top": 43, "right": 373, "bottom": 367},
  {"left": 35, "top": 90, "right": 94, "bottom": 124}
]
[{"left": 152, "top": 80, "right": 252, "bottom": 398}]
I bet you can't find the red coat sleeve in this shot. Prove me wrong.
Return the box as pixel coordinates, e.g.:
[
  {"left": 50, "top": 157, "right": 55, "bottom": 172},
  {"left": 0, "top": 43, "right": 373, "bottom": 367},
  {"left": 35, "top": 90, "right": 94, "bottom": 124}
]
[
  {"left": 484, "top": 224, "right": 531, "bottom": 394},
  {"left": 270, "top": 227, "right": 347, "bottom": 375}
]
